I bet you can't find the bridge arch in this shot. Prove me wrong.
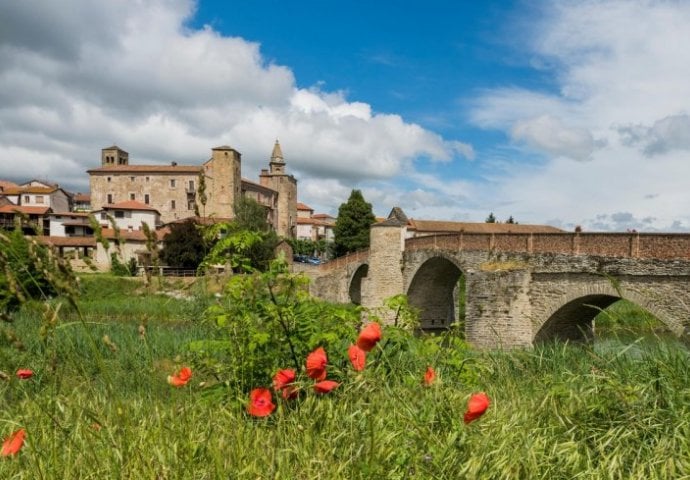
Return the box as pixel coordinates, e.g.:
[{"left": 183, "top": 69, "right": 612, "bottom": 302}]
[
  {"left": 405, "top": 254, "right": 464, "bottom": 331},
  {"left": 348, "top": 263, "right": 368, "bottom": 305},
  {"left": 534, "top": 283, "right": 678, "bottom": 343}
]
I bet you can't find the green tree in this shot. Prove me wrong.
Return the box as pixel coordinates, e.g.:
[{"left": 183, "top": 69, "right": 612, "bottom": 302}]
[
  {"left": 234, "top": 197, "right": 270, "bottom": 232},
  {"left": 485, "top": 212, "right": 497, "bottom": 223},
  {"left": 506, "top": 215, "right": 516, "bottom": 224},
  {"left": 159, "top": 220, "right": 207, "bottom": 269},
  {"left": 333, "top": 189, "right": 376, "bottom": 257}
]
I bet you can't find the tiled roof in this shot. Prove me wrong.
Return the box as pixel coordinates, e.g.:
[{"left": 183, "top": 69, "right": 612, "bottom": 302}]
[
  {"left": 162, "top": 215, "right": 234, "bottom": 226},
  {"left": 50, "top": 211, "right": 91, "bottom": 217},
  {"left": 73, "top": 193, "right": 91, "bottom": 202},
  {"left": 37, "top": 236, "right": 96, "bottom": 247},
  {"left": 296, "top": 202, "right": 313, "bottom": 211},
  {"left": 0, "top": 205, "right": 51, "bottom": 215},
  {"left": 407, "top": 219, "right": 563, "bottom": 234},
  {"left": 241, "top": 178, "right": 277, "bottom": 194},
  {"left": 102, "top": 200, "right": 160, "bottom": 213},
  {"left": 0, "top": 180, "right": 19, "bottom": 190},
  {"left": 296, "top": 217, "right": 332, "bottom": 226},
  {"left": 1, "top": 186, "right": 58, "bottom": 195},
  {"left": 87, "top": 165, "right": 203, "bottom": 174}
]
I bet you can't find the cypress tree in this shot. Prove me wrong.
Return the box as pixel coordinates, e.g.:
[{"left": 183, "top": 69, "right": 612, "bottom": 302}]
[{"left": 333, "top": 190, "right": 376, "bottom": 257}]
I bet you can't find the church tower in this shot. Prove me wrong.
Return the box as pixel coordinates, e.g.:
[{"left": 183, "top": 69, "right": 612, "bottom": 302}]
[
  {"left": 101, "top": 146, "right": 129, "bottom": 166},
  {"left": 260, "top": 140, "right": 297, "bottom": 238}
]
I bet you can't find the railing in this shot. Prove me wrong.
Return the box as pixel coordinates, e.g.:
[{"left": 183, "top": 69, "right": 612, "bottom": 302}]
[{"left": 138, "top": 266, "right": 224, "bottom": 277}]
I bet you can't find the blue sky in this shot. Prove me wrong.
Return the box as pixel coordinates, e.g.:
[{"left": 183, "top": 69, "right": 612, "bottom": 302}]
[{"left": 2, "top": 1, "right": 690, "bottom": 231}]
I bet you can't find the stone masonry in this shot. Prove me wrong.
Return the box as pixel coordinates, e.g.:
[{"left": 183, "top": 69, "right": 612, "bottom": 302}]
[{"left": 306, "top": 226, "right": 690, "bottom": 348}]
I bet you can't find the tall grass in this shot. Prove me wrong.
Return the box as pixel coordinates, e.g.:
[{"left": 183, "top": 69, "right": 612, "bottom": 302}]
[{"left": 1, "top": 278, "right": 689, "bottom": 478}]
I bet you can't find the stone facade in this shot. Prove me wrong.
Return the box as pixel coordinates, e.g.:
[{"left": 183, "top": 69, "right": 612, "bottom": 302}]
[{"left": 88, "top": 143, "right": 297, "bottom": 237}]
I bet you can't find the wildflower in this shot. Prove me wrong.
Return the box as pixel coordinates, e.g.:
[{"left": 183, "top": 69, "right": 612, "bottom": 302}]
[
  {"left": 306, "top": 347, "right": 327, "bottom": 381},
  {"left": 313, "top": 380, "right": 340, "bottom": 394},
  {"left": 423, "top": 366, "right": 435, "bottom": 386},
  {"left": 167, "top": 366, "right": 192, "bottom": 387},
  {"left": 91, "top": 422, "right": 102, "bottom": 432},
  {"left": 247, "top": 388, "right": 275, "bottom": 417},
  {"left": 464, "top": 392, "right": 490, "bottom": 424},
  {"left": 356, "top": 322, "right": 381, "bottom": 352},
  {"left": 16, "top": 369, "right": 33, "bottom": 380},
  {"left": 273, "top": 369, "right": 298, "bottom": 400},
  {"left": 1, "top": 429, "right": 26, "bottom": 457},
  {"left": 347, "top": 344, "right": 366, "bottom": 371}
]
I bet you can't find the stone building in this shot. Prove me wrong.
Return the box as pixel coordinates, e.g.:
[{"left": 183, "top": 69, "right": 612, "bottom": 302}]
[{"left": 88, "top": 142, "right": 297, "bottom": 238}]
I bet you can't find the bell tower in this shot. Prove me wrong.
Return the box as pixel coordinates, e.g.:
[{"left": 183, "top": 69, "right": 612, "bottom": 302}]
[{"left": 260, "top": 140, "right": 297, "bottom": 238}]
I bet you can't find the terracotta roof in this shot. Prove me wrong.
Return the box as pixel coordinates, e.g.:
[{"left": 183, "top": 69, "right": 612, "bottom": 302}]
[
  {"left": 162, "top": 215, "right": 234, "bottom": 226},
  {"left": 0, "top": 205, "right": 51, "bottom": 215},
  {"left": 60, "top": 220, "right": 93, "bottom": 227},
  {"left": 0, "top": 180, "right": 19, "bottom": 190},
  {"left": 87, "top": 165, "right": 203, "bottom": 174},
  {"left": 73, "top": 193, "right": 91, "bottom": 202},
  {"left": 312, "top": 213, "right": 335, "bottom": 220},
  {"left": 102, "top": 200, "right": 160, "bottom": 213},
  {"left": 100, "top": 228, "right": 149, "bottom": 241},
  {"left": 37, "top": 236, "right": 96, "bottom": 247},
  {"left": 241, "top": 178, "right": 277, "bottom": 194},
  {"left": 1, "top": 186, "right": 58, "bottom": 195},
  {"left": 407, "top": 219, "right": 563, "bottom": 234},
  {"left": 296, "top": 202, "right": 313, "bottom": 211},
  {"left": 296, "top": 217, "right": 331, "bottom": 226},
  {"left": 50, "top": 211, "right": 91, "bottom": 218}
]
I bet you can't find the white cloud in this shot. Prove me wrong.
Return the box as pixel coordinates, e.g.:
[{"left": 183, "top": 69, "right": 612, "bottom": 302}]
[
  {"left": 0, "top": 0, "right": 471, "bottom": 212},
  {"left": 512, "top": 114, "right": 594, "bottom": 161},
  {"left": 468, "top": 0, "right": 690, "bottom": 231}
]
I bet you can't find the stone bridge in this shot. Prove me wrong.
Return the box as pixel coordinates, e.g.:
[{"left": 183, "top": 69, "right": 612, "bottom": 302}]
[{"left": 306, "top": 221, "right": 690, "bottom": 348}]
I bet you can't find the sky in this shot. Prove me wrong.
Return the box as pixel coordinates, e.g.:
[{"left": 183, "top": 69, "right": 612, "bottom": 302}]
[{"left": 1, "top": 0, "right": 690, "bottom": 231}]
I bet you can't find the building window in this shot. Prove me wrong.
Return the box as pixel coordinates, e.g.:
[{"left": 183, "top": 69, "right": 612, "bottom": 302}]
[
  {"left": 35, "top": 196, "right": 44, "bottom": 204},
  {"left": 107, "top": 177, "right": 111, "bottom": 183},
  {"left": 107, "top": 194, "right": 113, "bottom": 204},
  {"left": 100, "top": 212, "right": 107, "bottom": 220},
  {"left": 65, "top": 226, "right": 75, "bottom": 235},
  {"left": 114, "top": 211, "right": 124, "bottom": 219},
  {"left": 187, "top": 201, "right": 195, "bottom": 210},
  {"left": 171, "top": 200, "right": 176, "bottom": 210},
  {"left": 146, "top": 176, "right": 150, "bottom": 182},
  {"left": 130, "top": 176, "right": 135, "bottom": 182},
  {"left": 130, "top": 193, "right": 135, "bottom": 201},
  {"left": 170, "top": 179, "right": 176, "bottom": 188},
  {"left": 144, "top": 194, "right": 150, "bottom": 204},
  {"left": 23, "top": 195, "right": 30, "bottom": 203},
  {"left": 188, "top": 180, "right": 195, "bottom": 191}
]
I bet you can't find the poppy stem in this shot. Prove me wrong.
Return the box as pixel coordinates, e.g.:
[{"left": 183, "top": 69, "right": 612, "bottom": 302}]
[{"left": 266, "top": 281, "right": 300, "bottom": 372}]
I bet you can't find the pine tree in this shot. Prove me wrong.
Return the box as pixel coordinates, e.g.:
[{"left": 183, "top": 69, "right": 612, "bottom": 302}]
[
  {"left": 333, "top": 190, "right": 376, "bottom": 257},
  {"left": 485, "top": 212, "right": 497, "bottom": 223}
]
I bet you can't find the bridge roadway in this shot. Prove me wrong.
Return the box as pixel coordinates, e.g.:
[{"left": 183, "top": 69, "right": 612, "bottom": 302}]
[{"left": 305, "top": 226, "right": 690, "bottom": 348}]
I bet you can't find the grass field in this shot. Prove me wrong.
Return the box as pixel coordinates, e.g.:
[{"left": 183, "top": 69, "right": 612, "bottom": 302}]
[{"left": 1, "top": 275, "right": 689, "bottom": 478}]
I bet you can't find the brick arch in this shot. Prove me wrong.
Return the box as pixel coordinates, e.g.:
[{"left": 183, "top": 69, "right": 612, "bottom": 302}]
[
  {"left": 533, "top": 283, "right": 680, "bottom": 343},
  {"left": 348, "top": 263, "right": 369, "bottom": 305},
  {"left": 405, "top": 254, "right": 464, "bottom": 331}
]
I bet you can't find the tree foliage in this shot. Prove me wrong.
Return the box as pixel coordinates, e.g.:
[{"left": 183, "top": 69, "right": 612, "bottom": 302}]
[
  {"left": 234, "top": 197, "right": 271, "bottom": 233},
  {"left": 485, "top": 212, "right": 497, "bottom": 223},
  {"left": 0, "top": 229, "right": 78, "bottom": 320},
  {"left": 159, "top": 220, "right": 207, "bottom": 269},
  {"left": 333, "top": 190, "right": 376, "bottom": 257}
]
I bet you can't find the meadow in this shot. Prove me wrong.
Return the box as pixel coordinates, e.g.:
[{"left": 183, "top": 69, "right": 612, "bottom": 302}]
[{"left": 1, "top": 274, "right": 689, "bottom": 479}]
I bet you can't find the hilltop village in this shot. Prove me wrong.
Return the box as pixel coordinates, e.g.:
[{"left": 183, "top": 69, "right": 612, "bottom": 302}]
[{"left": 0, "top": 142, "right": 561, "bottom": 271}]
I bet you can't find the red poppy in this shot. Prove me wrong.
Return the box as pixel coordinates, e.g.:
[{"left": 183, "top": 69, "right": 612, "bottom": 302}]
[
  {"left": 247, "top": 388, "right": 275, "bottom": 417},
  {"left": 16, "top": 369, "right": 33, "bottom": 380},
  {"left": 167, "top": 366, "right": 192, "bottom": 387},
  {"left": 423, "top": 366, "right": 436, "bottom": 386},
  {"left": 1, "top": 428, "right": 26, "bottom": 457},
  {"left": 356, "top": 322, "right": 381, "bottom": 352},
  {"left": 313, "top": 380, "right": 340, "bottom": 394},
  {"left": 273, "top": 369, "right": 298, "bottom": 400},
  {"left": 464, "top": 392, "right": 490, "bottom": 424},
  {"left": 348, "top": 344, "right": 366, "bottom": 371},
  {"left": 306, "top": 347, "right": 327, "bottom": 381}
]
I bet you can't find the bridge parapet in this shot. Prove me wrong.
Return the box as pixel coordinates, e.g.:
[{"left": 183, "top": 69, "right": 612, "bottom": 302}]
[{"left": 405, "top": 232, "right": 690, "bottom": 260}]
